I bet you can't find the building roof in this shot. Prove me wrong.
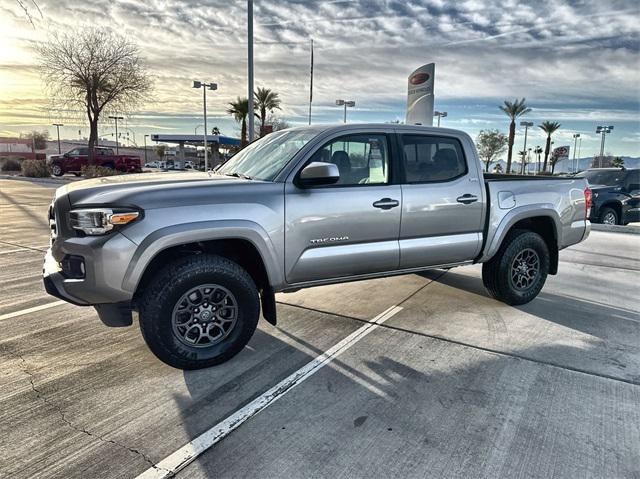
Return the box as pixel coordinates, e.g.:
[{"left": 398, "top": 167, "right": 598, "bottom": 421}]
[{"left": 150, "top": 134, "right": 241, "bottom": 147}]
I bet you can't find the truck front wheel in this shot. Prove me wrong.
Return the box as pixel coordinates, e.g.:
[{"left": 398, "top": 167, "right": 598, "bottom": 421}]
[
  {"left": 51, "top": 163, "right": 63, "bottom": 176},
  {"left": 482, "top": 229, "right": 550, "bottom": 305},
  {"left": 138, "top": 254, "right": 260, "bottom": 369}
]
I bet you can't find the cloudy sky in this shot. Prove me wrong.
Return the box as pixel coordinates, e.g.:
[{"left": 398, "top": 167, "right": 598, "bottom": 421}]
[{"left": 1, "top": 0, "right": 639, "bottom": 156}]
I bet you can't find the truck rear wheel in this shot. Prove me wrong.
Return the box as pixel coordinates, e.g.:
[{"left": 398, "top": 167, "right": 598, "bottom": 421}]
[
  {"left": 482, "top": 229, "right": 549, "bottom": 305},
  {"left": 138, "top": 254, "right": 260, "bottom": 369}
]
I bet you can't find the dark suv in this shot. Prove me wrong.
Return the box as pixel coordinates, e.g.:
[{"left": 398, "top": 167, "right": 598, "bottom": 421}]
[{"left": 577, "top": 168, "right": 640, "bottom": 225}]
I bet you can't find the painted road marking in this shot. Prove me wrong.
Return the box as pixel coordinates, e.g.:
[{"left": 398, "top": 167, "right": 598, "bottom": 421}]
[
  {"left": 135, "top": 304, "right": 404, "bottom": 479},
  {"left": 0, "top": 300, "right": 67, "bottom": 321}
]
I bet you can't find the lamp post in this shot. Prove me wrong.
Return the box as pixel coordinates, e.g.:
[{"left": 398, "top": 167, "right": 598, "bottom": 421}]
[
  {"left": 520, "top": 121, "right": 533, "bottom": 174},
  {"left": 143, "top": 134, "right": 149, "bottom": 164},
  {"left": 434, "top": 111, "right": 448, "bottom": 127},
  {"left": 595, "top": 125, "right": 614, "bottom": 167},
  {"left": 108, "top": 116, "right": 124, "bottom": 154},
  {"left": 52, "top": 123, "right": 63, "bottom": 154},
  {"left": 572, "top": 133, "right": 581, "bottom": 173},
  {"left": 335, "top": 99, "right": 355, "bottom": 123},
  {"left": 248, "top": 0, "right": 255, "bottom": 142},
  {"left": 193, "top": 81, "right": 218, "bottom": 171}
]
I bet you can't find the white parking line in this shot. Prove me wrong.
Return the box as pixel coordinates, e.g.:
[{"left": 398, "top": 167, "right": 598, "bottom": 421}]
[
  {"left": 0, "top": 300, "right": 67, "bottom": 321},
  {"left": 135, "top": 304, "right": 404, "bottom": 479}
]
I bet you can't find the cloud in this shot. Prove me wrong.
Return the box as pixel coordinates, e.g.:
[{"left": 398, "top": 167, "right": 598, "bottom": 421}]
[{"left": 0, "top": 0, "right": 638, "bottom": 153}]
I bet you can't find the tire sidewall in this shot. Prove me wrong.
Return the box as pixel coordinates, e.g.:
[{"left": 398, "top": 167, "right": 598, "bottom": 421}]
[
  {"left": 140, "top": 258, "right": 259, "bottom": 368},
  {"left": 51, "top": 163, "right": 63, "bottom": 176},
  {"left": 498, "top": 232, "right": 549, "bottom": 304},
  {"left": 599, "top": 207, "right": 618, "bottom": 225}
]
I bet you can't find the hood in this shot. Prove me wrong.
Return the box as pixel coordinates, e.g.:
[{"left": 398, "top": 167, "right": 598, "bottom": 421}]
[{"left": 57, "top": 171, "right": 256, "bottom": 207}]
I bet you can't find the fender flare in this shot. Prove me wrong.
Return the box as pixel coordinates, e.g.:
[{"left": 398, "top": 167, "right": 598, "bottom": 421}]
[
  {"left": 121, "top": 219, "right": 283, "bottom": 294},
  {"left": 481, "top": 204, "right": 561, "bottom": 263}
]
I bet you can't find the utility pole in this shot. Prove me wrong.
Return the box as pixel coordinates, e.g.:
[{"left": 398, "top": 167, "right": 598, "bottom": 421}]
[
  {"left": 52, "top": 123, "right": 63, "bottom": 154},
  {"left": 143, "top": 134, "right": 149, "bottom": 164},
  {"left": 248, "top": 0, "right": 255, "bottom": 142},
  {"left": 520, "top": 121, "right": 533, "bottom": 174},
  {"left": 193, "top": 81, "right": 218, "bottom": 171},
  {"left": 572, "top": 133, "right": 580, "bottom": 173},
  {"left": 108, "top": 116, "right": 124, "bottom": 154}
]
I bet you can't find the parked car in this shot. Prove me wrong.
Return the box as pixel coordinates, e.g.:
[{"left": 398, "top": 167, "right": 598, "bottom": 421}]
[
  {"left": 43, "top": 124, "right": 591, "bottom": 369},
  {"left": 576, "top": 168, "right": 640, "bottom": 225},
  {"left": 48, "top": 147, "right": 142, "bottom": 176}
]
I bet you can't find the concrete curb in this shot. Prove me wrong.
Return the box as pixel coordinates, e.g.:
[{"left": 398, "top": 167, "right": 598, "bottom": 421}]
[
  {"left": 0, "top": 175, "right": 78, "bottom": 185},
  {"left": 591, "top": 223, "right": 640, "bottom": 235}
]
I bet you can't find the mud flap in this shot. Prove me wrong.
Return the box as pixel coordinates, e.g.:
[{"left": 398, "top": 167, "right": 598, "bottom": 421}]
[
  {"left": 94, "top": 302, "right": 133, "bottom": 327},
  {"left": 260, "top": 287, "right": 277, "bottom": 325}
]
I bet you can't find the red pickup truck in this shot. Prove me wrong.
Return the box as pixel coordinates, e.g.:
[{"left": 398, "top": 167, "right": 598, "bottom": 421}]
[{"left": 48, "top": 147, "right": 142, "bottom": 176}]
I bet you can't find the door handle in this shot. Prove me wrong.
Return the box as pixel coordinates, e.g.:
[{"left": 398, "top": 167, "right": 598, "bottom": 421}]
[
  {"left": 457, "top": 194, "right": 478, "bottom": 205},
  {"left": 373, "top": 198, "right": 399, "bottom": 210}
]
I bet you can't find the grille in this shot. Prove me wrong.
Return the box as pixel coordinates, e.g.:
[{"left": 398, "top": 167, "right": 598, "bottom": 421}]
[{"left": 48, "top": 202, "right": 57, "bottom": 245}]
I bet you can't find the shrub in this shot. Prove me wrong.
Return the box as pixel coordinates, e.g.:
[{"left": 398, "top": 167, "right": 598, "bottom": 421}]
[
  {"left": 81, "top": 165, "right": 120, "bottom": 178},
  {"left": 1, "top": 158, "right": 21, "bottom": 171},
  {"left": 21, "top": 160, "right": 51, "bottom": 177}
]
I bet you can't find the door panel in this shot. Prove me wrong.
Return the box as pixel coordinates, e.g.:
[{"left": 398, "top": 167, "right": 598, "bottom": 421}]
[
  {"left": 285, "top": 184, "right": 401, "bottom": 284},
  {"left": 399, "top": 134, "right": 483, "bottom": 268}
]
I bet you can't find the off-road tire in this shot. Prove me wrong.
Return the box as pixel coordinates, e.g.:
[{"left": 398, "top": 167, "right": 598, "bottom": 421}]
[
  {"left": 598, "top": 207, "right": 619, "bottom": 225},
  {"left": 482, "top": 229, "right": 550, "bottom": 305},
  {"left": 138, "top": 254, "right": 260, "bottom": 369}
]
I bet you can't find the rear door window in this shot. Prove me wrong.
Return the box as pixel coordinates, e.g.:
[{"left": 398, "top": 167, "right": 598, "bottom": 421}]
[{"left": 400, "top": 135, "right": 467, "bottom": 183}]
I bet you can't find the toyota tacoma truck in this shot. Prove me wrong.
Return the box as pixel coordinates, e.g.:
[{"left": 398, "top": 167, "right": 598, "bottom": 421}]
[
  {"left": 48, "top": 146, "right": 142, "bottom": 176},
  {"left": 43, "top": 124, "right": 592, "bottom": 369}
]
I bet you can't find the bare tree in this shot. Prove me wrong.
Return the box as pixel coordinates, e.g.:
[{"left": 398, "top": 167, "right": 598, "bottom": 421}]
[
  {"left": 38, "top": 28, "right": 152, "bottom": 164},
  {"left": 476, "top": 129, "right": 508, "bottom": 172}
]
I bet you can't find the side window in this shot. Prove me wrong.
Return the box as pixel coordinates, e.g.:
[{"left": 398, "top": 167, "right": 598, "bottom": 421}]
[
  {"left": 67, "top": 148, "right": 79, "bottom": 156},
  {"left": 401, "top": 135, "right": 467, "bottom": 183},
  {"left": 79, "top": 148, "right": 89, "bottom": 156},
  {"left": 309, "top": 134, "right": 389, "bottom": 186},
  {"left": 626, "top": 171, "right": 640, "bottom": 192}
]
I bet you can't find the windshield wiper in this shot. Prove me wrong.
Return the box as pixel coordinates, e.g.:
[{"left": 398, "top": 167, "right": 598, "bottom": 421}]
[{"left": 224, "top": 172, "right": 253, "bottom": 180}]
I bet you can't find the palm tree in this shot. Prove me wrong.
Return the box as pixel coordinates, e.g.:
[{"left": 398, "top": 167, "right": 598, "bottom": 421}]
[
  {"left": 539, "top": 121, "right": 561, "bottom": 172},
  {"left": 499, "top": 98, "right": 531, "bottom": 174},
  {"left": 254, "top": 87, "right": 281, "bottom": 135},
  {"left": 227, "top": 97, "right": 250, "bottom": 146}
]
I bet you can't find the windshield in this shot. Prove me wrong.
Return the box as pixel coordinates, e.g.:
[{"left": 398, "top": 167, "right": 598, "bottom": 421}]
[
  {"left": 577, "top": 170, "right": 625, "bottom": 186},
  {"left": 217, "top": 129, "right": 318, "bottom": 181}
]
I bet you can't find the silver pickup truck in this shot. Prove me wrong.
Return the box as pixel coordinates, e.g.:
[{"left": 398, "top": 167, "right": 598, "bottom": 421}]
[{"left": 43, "top": 124, "right": 592, "bottom": 369}]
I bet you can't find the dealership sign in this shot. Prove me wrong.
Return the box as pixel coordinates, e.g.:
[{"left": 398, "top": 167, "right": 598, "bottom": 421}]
[
  {"left": 553, "top": 145, "right": 570, "bottom": 160},
  {"left": 406, "top": 63, "right": 435, "bottom": 126}
]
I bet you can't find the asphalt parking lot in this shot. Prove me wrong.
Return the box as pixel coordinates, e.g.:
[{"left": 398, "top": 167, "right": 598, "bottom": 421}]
[{"left": 1, "top": 178, "right": 639, "bottom": 479}]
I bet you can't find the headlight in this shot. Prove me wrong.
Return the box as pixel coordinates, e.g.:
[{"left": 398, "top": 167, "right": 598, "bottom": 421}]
[{"left": 69, "top": 208, "right": 140, "bottom": 235}]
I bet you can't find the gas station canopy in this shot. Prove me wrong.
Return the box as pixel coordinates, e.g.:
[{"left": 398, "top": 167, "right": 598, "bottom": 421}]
[{"left": 150, "top": 134, "right": 241, "bottom": 147}]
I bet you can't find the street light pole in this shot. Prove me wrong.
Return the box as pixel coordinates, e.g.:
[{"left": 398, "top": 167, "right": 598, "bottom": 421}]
[
  {"left": 595, "top": 125, "right": 614, "bottom": 168},
  {"left": 434, "top": 111, "right": 448, "bottom": 127},
  {"left": 108, "top": 116, "right": 124, "bottom": 154},
  {"left": 335, "top": 99, "right": 355, "bottom": 123},
  {"left": 193, "top": 81, "right": 218, "bottom": 171},
  {"left": 144, "top": 134, "right": 149, "bottom": 164},
  {"left": 248, "top": 0, "right": 255, "bottom": 142},
  {"left": 572, "top": 133, "right": 581, "bottom": 173},
  {"left": 520, "top": 121, "right": 533, "bottom": 174},
  {"left": 52, "top": 123, "right": 63, "bottom": 154}
]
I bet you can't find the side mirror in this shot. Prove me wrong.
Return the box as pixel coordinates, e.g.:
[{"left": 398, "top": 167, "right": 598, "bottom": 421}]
[{"left": 298, "top": 162, "right": 340, "bottom": 187}]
